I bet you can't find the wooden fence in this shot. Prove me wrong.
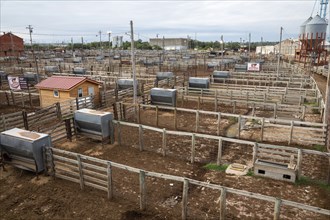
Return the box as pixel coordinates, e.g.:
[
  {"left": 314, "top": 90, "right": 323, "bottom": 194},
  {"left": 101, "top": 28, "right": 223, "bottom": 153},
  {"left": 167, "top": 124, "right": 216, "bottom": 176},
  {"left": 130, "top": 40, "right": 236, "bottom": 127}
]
[
  {"left": 117, "top": 103, "right": 327, "bottom": 147},
  {"left": 175, "top": 88, "right": 324, "bottom": 121},
  {"left": 178, "top": 86, "right": 321, "bottom": 107},
  {"left": 44, "top": 147, "right": 330, "bottom": 219},
  {"left": 113, "top": 120, "right": 330, "bottom": 183},
  {"left": 0, "top": 90, "right": 39, "bottom": 107},
  {"left": 0, "top": 96, "right": 92, "bottom": 142}
]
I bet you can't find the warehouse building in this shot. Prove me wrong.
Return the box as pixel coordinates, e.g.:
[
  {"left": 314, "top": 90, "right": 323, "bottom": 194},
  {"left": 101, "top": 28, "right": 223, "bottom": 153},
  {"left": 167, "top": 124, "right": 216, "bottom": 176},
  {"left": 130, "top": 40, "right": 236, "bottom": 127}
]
[{"left": 149, "top": 38, "right": 190, "bottom": 50}]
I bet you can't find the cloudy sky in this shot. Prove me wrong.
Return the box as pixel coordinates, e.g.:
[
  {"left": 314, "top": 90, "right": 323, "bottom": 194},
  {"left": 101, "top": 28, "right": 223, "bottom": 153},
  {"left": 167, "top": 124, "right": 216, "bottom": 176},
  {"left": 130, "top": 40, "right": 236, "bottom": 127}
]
[{"left": 0, "top": 0, "right": 326, "bottom": 44}]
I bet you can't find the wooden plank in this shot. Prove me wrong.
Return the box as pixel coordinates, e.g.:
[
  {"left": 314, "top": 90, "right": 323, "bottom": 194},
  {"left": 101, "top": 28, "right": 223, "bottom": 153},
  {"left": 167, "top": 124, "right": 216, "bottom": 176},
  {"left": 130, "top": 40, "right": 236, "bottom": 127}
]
[
  {"left": 77, "top": 155, "right": 84, "bottom": 190},
  {"left": 139, "top": 125, "right": 144, "bottom": 151},
  {"left": 182, "top": 179, "right": 189, "bottom": 220},
  {"left": 273, "top": 198, "right": 282, "bottom": 220},
  {"left": 217, "top": 138, "right": 223, "bottom": 165},
  {"left": 219, "top": 188, "right": 226, "bottom": 220},
  {"left": 107, "top": 162, "right": 113, "bottom": 199},
  {"left": 191, "top": 134, "right": 196, "bottom": 163},
  {"left": 139, "top": 170, "right": 146, "bottom": 211},
  {"left": 162, "top": 128, "right": 166, "bottom": 157}
]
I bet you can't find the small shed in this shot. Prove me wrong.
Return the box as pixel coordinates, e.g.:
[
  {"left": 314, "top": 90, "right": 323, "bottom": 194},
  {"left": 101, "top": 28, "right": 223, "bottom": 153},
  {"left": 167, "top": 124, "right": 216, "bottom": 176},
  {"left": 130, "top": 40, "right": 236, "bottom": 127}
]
[{"left": 35, "top": 76, "right": 101, "bottom": 107}]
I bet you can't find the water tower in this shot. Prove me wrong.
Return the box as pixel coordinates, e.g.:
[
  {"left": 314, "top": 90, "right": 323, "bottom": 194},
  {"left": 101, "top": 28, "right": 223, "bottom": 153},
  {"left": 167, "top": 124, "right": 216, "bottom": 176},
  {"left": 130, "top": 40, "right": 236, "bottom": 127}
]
[{"left": 297, "top": 15, "right": 328, "bottom": 66}]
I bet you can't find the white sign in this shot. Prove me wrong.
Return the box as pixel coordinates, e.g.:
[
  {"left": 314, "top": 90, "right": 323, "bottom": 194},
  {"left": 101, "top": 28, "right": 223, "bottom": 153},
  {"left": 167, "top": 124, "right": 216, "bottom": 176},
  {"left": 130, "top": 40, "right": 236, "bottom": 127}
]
[
  {"left": 247, "top": 63, "right": 260, "bottom": 72},
  {"left": 8, "top": 76, "right": 21, "bottom": 90}
]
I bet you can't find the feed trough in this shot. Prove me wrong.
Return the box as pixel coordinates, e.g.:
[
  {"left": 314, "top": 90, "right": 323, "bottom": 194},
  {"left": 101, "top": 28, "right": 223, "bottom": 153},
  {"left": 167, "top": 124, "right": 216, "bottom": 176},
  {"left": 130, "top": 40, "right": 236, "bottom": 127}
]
[
  {"left": 74, "top": 108, "right": 114, "bottom": 143},
  {"left": 0, "top": 128, "right": 51, "bottom": 173},
  {"left": 150, "top": 88, "right": 177, "bottom": 107}
]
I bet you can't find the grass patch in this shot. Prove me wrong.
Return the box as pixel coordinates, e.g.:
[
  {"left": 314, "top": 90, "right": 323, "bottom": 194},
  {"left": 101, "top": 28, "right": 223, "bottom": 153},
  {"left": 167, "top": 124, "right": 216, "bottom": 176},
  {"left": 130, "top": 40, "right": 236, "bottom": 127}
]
[
  {"left": 296, "top": 176, "right": 330, "bottom": 192},
  {"left": 203, "top": 163, "right": 228, "bottom": 172},
  {"left": 247, "top": 170, "right": 254, "bottom": 176},
  {"left": 228, "top": 116, "right": 238, "bottom": 124},
  {"left": 313, "top": 144, "right": 326, "bottom": 152}
]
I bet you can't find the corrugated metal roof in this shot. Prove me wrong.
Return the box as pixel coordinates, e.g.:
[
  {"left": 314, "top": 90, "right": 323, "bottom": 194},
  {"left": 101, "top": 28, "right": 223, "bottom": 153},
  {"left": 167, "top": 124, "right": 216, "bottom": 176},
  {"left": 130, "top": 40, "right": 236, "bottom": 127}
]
[{"left": 35, "top": 76, "right": 100, "bottom": 90}]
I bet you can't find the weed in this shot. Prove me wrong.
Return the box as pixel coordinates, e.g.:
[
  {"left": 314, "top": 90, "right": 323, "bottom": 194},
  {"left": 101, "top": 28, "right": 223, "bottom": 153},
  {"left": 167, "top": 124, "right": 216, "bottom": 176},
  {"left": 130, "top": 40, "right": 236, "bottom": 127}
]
[
  {"left": 313, "top": 144, "right": 326, "bottom": 152},
  {"left": 203, "top": 163, "right": 228, "bottom": 172},
  {"left": 228, "top": 117, "right": 238, "bottom": 124},
  {"left": 247, "top": 170, "right": 254, "bottom": 176},
  {"left": 296, "top": 176, "right": 330, "bottom": 192}
]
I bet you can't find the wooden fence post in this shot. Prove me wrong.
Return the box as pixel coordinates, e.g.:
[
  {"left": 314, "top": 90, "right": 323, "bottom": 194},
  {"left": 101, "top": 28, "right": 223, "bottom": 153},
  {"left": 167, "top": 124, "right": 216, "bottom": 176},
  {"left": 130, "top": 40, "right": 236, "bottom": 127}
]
[
  {"left": 65, "top": 118, "right": 73, "bottom": 141},
  {"left": 273, "top": 103, "right": 277, "bottom": 119},
  {"left": 182, "top": 179, "right": 189, "bottom": 220},
  {"left": 174, "top": 108, "right": 177, "bottom": 130},
  {"left": 139, "top": 125, "right": 144, "bottom": 151},
  {"left": 288, "top": 121, "right": 294, "bottom": 145},
  {"left": 75, "top": 97, "right": 80, "bottom": 110},
  {"left": 139, "top": 170, "right": 146, "bottom": 211},
  {"left": 113, "top": 103, "right": 118, "bottom": 120},
  {"left": 191, "top": 134, "right": 196, "bottom": 163},
  {"left": 252, "top": 143, "right": 258, "bottom": 165},
  {"left": 138, "top": 104, "right": 141, "bottom": 124},
  {"left": 156, "top": 106, "right": 159, "bottom": 127},
  {"left": 197, "top": 96, "right": 200, "bottom": 110},
  {"left": 214, "top": 91, "right": 218, "bottom": 112},
  {"left": 237, "top": 115, "right": 241, "bottom": 139},
  {"left": 260, "top": 118, "right": 265, "bottom": 142},
  {"left": 219, "top": 188, "right": 227, "bottom": 220},
  {"left": 233, "top": 101, "right": 236, "bottom": 114},
  {"left": 117, "top": 122, "right": 121, "bottom": 146},
  {"left": 77, "top": 154, "right": 84, "bottom": 190},
  {"left": 217, "top": 138, "right": 223, "bottom": 165},
  {"left": 162, "top": 128, "right": 166, "bottom": 156},
  {"left": 273, "top": 198, "right": 282, "bottom": 220},
  {"left": 217, "top": 113, "right": 221, "bottom": 136},
  {"left": 10, "top": 91, "right": 16, "bottom": 106},
  {"left": 55, "top": 102, "right": 62, "bottom": 120},
  {"left": 42, "top": 147, "right": 49, "bottom": 176},
  {"left": 107, "top": 162, "right": 113, "bottom": 199},
  {"left": 22, "top": 110, "right": 29, "bottom": 130},
  {"left": 297, "top": 149, "right": 302, "bottom": 180},
  {"left": 195, "top": 110, "right": 199, "bottom": 133}
]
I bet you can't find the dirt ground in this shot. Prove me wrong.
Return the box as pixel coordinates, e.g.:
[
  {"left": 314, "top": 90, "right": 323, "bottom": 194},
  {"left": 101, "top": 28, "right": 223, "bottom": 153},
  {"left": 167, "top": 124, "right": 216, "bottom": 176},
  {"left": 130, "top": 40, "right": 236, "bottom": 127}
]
[
  {"left": 1, "top": 132, "right": 329, "bottom": 220},
  {"left": 0, "top": 70, "right": 329, "bottom": 219}
]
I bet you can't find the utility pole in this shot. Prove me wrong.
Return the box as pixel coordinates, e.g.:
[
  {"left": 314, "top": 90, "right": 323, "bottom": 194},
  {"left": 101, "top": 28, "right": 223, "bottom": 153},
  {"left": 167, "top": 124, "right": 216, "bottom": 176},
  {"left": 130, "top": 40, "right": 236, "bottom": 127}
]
[
  {"left": 220, "top": 35, "right": 224, "bottom": 70},
  {"left": 71, "top": 37, "right": 74, "bottom": 56},
  {"left": 98, "top": 30, "right": 102, "bottom": 54},
  {"left": 107, "top": 31, "right": 112, "bottom": 73},
  {"left": 260, "top": 37, "right": 263, "bottom": 58},
  {"left": 130, "top": 20, "right": 137, "bottom": 104},
  {"left": 276, "top": 27, "right": 283, "bottom": 78},
  {"left": 26, "top": 25, "right": 39, "bottom": 82},
  {"left": 248, "top": 33, "right": 251, "bottom": 61}
]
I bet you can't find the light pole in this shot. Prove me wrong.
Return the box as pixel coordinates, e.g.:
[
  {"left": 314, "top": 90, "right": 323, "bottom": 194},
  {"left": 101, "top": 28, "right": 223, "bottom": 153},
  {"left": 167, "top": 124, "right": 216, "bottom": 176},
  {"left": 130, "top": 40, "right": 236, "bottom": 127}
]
[{"left": 107, "top": 31, "right": 112, "bottom": 73}]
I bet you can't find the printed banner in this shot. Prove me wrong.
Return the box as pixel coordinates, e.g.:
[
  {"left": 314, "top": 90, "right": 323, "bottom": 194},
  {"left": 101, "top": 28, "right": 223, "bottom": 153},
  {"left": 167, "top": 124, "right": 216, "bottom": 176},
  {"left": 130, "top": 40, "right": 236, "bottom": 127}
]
[
  {"left": 8, "top": 76, "right": 21, "bottom": 90},
  {"left": 247, "top": 63, "right": 260, "bottom": 72}
]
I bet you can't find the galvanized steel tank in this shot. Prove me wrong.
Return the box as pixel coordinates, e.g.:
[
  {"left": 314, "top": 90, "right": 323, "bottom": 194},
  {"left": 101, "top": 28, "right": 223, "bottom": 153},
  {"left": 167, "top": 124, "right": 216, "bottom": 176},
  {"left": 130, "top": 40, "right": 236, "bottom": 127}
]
[
  {"left": 300, "top": 16, "right": 313, "bottom": 37},
  {"left": 117, "top": 79, "right": 138, "bottom": 90},
  {"left": 74, "top": 108, "right": 113, "bottom": 141},
  {"left": 150, "top": 88, "right": 177, "bottom": 107},
  {"left": 305, "top": 15, "right": 327, "bottom": 40},
  {"left": 44, "top": 66, "right": 59, "bottom": 73},
  {"left": 73, "top": 67, "right": 86, "bottom": 74},
  {"left": 188, "top": 77, "right": 210, "bottom": 89},
  {"left": 156, "top": 72, "right": 174, "bottom": 81},
  {"left": 0, "top": 128, "right": 52, "bottom": 173},
  {"left": 213, "top": 70, "right": 230, "bottom": 79}
]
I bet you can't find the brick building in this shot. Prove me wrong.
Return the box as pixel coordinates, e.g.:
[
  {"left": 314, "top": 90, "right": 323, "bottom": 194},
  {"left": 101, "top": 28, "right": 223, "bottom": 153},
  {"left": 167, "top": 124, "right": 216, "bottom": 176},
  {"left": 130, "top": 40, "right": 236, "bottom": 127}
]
[{"left": 0, "top": 32, "right": 24, "bottom": 57}]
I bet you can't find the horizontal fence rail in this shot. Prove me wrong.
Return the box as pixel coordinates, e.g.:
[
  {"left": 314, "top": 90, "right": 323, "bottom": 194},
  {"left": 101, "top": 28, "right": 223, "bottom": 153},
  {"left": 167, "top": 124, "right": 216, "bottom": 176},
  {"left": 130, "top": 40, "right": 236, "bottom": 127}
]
[
  {"left": 45, "top": 147, "right": 330, "bottom": 219},
  {"left": 117, "top": 103, "right": 327, "bottom": 147}
]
